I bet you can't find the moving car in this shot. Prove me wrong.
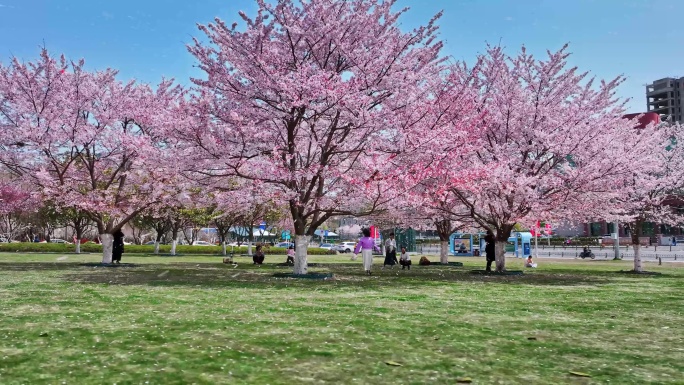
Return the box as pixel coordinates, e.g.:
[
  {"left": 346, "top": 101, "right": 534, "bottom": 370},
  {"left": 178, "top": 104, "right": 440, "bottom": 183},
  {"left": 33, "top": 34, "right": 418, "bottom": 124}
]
[
  {"left": 318, "top": 243, "right": 335, "bottom": 250},
  {"left": 334, "top": 242, "right": 357, "bottom": 253}
]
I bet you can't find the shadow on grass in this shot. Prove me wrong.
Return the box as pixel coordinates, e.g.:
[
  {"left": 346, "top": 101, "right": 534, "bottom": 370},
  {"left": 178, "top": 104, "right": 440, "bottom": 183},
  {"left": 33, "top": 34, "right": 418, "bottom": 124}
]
[{"left": 3, "top": 262, "right": 625, "bottom": 289}]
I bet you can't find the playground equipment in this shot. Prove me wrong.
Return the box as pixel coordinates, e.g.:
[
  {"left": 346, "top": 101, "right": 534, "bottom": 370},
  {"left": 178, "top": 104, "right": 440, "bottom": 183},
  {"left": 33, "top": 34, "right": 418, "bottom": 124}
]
[{"left": 506, "top": 232, "right": 533, "bottom": 258}]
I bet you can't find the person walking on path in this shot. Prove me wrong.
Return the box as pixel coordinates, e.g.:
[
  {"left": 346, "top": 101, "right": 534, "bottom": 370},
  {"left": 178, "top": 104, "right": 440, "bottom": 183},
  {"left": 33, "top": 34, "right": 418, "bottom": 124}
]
[
  {"left": 484, "top": 230, "right": 496, "bottom": 272},
  {"left": 112, "top": 230, "right": 125, "bottom": 265},
  {"left": 399, "top": 246, "right": 411, "bottom": 270},
  {"left": 353, "top": 228, "right": 381, "bottom": 275},
  {"left": 383, "top": 232, "right": 398, "bottom": 269}
]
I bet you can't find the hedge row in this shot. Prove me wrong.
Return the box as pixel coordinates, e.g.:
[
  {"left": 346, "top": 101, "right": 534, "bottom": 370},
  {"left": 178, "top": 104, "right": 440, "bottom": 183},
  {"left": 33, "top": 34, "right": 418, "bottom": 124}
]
[{"left": 0, "top": 243, "right": 336, "bottom": 255}]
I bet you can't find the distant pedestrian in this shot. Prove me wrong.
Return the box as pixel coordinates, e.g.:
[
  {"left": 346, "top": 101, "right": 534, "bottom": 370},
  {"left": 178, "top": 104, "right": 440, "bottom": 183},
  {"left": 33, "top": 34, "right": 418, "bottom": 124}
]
[
  {"left": 353, "top": 228, "right": 381, "bottom": 275},
  {"left": 484, "top": 230, "right": 496, "bottom": 272},
  {"left": 383, "top": 232, "right": 398, "bottom": 269},
  {"left": 253, "top": 245, "right": 265, "bottom": 265},
  {"left": 399, "top": 246, "right": 411, "bottom": 270},
  {"left": 112, "top": 230, "right": 125, "bottom": 264},
  {"left": 672, "top": 237, "right": 677, "bottom": 246},
  {"left": 286, "top": 246, "right": 295, "bottom": 264}
]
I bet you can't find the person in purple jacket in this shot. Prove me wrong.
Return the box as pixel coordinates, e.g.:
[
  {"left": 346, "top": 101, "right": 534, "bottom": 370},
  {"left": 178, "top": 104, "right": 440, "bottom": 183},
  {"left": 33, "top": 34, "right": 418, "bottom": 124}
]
[{"left": 354, "top": 228, "right": 381, "bottom": 275}]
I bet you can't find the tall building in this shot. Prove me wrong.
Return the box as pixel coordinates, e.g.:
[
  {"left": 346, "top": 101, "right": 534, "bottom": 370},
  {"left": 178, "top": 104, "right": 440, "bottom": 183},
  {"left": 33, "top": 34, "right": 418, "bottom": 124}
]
[{"left": 646, "top": 77, "right": 684, "bottom": 122}]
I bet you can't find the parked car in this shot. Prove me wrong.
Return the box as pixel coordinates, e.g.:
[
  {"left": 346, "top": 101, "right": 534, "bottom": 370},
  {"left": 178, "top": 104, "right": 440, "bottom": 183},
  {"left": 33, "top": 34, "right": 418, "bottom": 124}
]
[
  {"left": 318, "top": 243, "right": 335, "bottom": 250},
  {"left": 334, "top": 242, "right": 357, "bottom": 253},
  {"left": 226, "top": 242, "right": 241, "bottom": 247},
  {"left": 192, "top": 241, "right": 213, "bottom": 246},
  {"left": 144, "top": 241, "right": 158, "bottom": 245},
  {"left": 276, "top": 242, "right": 295, "bottom": 248},
  {"left": 49, "top": 239, "right": 71, "bottom": 244}
]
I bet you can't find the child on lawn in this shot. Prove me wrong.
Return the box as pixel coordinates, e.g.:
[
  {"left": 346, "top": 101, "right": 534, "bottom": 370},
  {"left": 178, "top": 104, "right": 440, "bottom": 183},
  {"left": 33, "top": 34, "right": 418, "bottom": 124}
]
[
  {"left": 399, "top": 247, "right": 411, "bottom": 270},
  {"left": 286, "top": 246, "right": 295, "bottom": 264}
]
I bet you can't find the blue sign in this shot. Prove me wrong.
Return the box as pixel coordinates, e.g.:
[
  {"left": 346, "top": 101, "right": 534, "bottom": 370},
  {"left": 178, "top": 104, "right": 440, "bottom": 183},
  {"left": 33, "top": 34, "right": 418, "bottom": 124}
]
[
  {"left": 282, "top": 230, "right": 291, "bottom": 240},
  {"left": 324, "top": 230, "right": 329, "bottom": 237},
  {"left": 259, "top": 222, "right": 266, "bottom": 230}
]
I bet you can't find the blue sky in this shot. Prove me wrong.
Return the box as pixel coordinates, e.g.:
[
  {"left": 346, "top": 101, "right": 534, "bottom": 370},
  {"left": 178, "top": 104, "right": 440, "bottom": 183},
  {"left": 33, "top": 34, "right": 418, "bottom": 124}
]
[{"left": 0, "top": 0, "right": 681, "bottom": 113}]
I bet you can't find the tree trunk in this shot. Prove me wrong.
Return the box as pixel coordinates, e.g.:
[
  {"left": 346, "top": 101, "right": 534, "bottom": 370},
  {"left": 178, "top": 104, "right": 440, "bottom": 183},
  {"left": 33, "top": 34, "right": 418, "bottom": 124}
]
[
  {"left": 74, "top": 226, "right": 84, "bottom": 254},
  {"left": 632, "top": 220, "right": 643, "bottom": 273},
  {"left": 101, "top": 233, "right": 113, "bottom": 264},
  {"left": 440, "top": 241, "right": 449, "bottom": 264},
  {"left": 494, "top": 241, "right": 507, "bottom": 272},
  {"left": 170, "top": 239, "right": 178, "bottom": 256},
  {"left": 435, "top": 219, "right": 452, "bottom": 265},
  {"left": 633, "top": 244, "right": 643, "bottom": 272},
  {"left": 154, "top": 241, "right": 160, "bottom": 255},
  {"left": 247, "top": 228, "right": 254, "bottom": 255},
  {"left": 294, "top": 235, "right": 309, "bottom": 275},
  {"left": 222, "top": 241, "right": 227, "bottom": 256}
]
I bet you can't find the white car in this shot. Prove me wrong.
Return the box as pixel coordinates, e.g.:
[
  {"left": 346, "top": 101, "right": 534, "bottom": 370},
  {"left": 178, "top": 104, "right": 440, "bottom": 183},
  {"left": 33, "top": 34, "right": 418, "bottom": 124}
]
[
  {"left": 192, "top": 241, "right": 213, "bottom": 246},
  {"left": 318, "top": 243, "right": 335, "bottom": 250},
  {"left": 334, "top": 242, "right": 357, "bottom": 253},
  {"left": 276, "top": 242, "right": 295, "bottom": 248},
  {"left": 50, "top": 239, "right": 72, "bottom": 244}
]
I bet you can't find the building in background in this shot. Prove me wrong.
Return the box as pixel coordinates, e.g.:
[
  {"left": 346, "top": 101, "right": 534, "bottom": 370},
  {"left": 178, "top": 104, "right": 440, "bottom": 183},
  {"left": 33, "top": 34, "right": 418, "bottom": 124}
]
[{"left": 646, "top": 77, "right": 684, "bottom": 122}]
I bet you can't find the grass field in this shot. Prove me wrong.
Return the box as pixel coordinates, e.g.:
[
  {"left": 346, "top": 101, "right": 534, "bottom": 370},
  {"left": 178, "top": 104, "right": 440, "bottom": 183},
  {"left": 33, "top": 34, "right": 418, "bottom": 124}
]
[{"left": 0, "top": 253, "right": 682, "bottom": 384}]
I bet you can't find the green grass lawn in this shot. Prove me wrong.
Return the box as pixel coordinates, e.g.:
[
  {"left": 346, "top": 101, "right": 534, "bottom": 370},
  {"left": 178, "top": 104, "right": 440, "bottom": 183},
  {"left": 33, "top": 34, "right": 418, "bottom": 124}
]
[{"left": 0, "top": 253, "right": 682, "bottom": 384}]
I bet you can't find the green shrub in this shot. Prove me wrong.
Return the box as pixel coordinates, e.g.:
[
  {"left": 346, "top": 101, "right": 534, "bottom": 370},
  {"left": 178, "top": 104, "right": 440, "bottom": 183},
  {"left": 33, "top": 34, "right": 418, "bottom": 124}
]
[{"left": 0, "top": 243, "right": 336, "bottom": 255}]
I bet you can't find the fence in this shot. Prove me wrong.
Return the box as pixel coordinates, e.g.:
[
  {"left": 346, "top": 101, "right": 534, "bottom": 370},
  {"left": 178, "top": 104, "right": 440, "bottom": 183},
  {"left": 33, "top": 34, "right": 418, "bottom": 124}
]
[{"left": 415, "top": 243, "right": 683, "bottom": 261}]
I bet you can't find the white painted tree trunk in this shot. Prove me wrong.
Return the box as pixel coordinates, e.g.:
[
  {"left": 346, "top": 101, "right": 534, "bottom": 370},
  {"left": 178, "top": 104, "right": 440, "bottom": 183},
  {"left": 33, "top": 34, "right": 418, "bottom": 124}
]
[
  {"left": 170, "top": 239, "right": 178, "bottom": 256},
  {"left": 222, "top": 241, "right": 227, "bottom": 256},
  {"left": 247, "top": 241, "right": 253, "bottom": 256},
  {"left": 440, "top": 241, "right": 449, "bottom": 264},
  {"left": 101, "top": 233, "right": 113, "bottom": 264},
  {"left": 75, "top": 240, "right": 81, "bottom": 254},
  {"left": 495, "top": 241, "right": 507, "bottom": 272},
  {"left": 154, "top": 241, "right": 160, "bottom": 254},
  {"left": 294, "top": 235, "right": 309, "bottom": 275},
  {"left": 633, "top": 244, "right": 643, "bottom": 272}
]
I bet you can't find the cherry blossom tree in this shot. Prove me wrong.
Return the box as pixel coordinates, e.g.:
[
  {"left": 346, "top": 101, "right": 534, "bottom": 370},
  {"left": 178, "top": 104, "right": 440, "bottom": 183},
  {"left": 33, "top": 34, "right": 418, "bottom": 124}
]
[
  {"left": 0, "top": 182, "right": 34, "bottom": 242},
  {"left": 0, "top": 49, "right": 183, "bottom": 263},
  {"left": 182, "top": 0, "right": 453, "bottom": 273},
  {"left": 602, "top": 119, "right": 684, "bottom": 272},
  {"left": 432, "top": 45, "right": 659, "bottom": 272}
]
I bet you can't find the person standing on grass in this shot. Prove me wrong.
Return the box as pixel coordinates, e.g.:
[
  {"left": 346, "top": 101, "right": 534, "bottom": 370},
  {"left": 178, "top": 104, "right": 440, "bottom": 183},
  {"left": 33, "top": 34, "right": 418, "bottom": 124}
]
[
  {"left": 383, "top": 232, "right": 398, "bottom": 269},
  {"left": 253, "top": 245, "right": 265, "bottom": 265},
  {"left": 399, "top": 246, "right": 411, "bottom": 270},
  {"left": 353, "top": 228, "right": 380, "bottom": 275},
  {"left": 484, "top": 229, "right": 495, "bottom": 272},
  {"left": 112, "top": 230, "right": 125, "bottom": 265}
]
